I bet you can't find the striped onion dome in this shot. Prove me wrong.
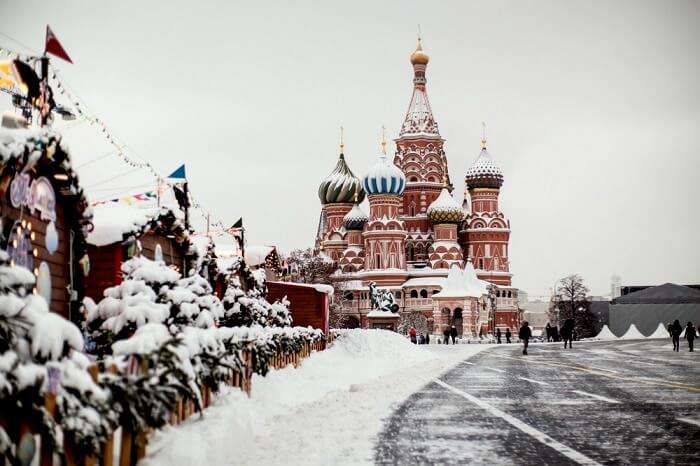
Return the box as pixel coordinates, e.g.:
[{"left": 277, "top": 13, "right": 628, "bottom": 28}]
[
  {"left": 343, "top": 203, "right": 368, "bottom": 230},
  {"left": 318, "top": 153, "right": 365, "bottom": 205},
  {"left": 362, "top": 154, "right": 406, "bottom": 196},
  {"left": 427, "top": 188, "right": 464, "bottom": 224},
  {"left": 465, "top": 148, "right": 503, "bottom": 189}
]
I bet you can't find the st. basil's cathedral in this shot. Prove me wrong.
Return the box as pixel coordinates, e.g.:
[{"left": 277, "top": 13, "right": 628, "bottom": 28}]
[{"left": 315, "top": 39, "right": 519, "bottom": 338}]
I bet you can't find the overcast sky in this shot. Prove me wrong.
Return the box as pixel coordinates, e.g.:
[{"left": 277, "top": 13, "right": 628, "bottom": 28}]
[{"left": 2, "top": 0, "right": 699, "bottom": 297}]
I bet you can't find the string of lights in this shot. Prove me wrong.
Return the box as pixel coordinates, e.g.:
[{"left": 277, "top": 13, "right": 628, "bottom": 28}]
[{"left": 1, "top": 42, "right": 234, "bottom": 235}]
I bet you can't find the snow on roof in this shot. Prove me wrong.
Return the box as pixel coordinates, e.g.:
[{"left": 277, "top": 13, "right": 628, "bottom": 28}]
[
  {"left": 245, "top": 245, "right": 275, "bottom": 267},
  {"left": 432, "top": 262, "right": 489, "bottom": 298},
  {"left": 87, "top": 203, "right": 183, "bottom": 247},
  {"left": 366, "top": 309, "right": 400, "bottom": 318},
  {"left": 269, "top": 281, "right": 335, "bottom": 297},
  {"left": 402, "top": 277, "right": 446, "bottom": 288}
]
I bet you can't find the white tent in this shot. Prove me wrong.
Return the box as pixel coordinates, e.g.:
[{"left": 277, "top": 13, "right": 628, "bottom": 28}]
[
  {"left": 594, "top": 325, "right": 618, "bottom": 340},
  {"left": 620, "top": 324, "right": 646, "bottom": 340},
  {"left": 647, "top": 323, "right": 670, "bottom": 339}
]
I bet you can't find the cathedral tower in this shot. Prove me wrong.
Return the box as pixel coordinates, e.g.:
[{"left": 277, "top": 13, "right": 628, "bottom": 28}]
[
  {"left": 362, "top": 131, "right": 408, "bottom": 285},
  {"left": 316, "top": 131, "right": 364, "bottom": 262},
  {"left": 393, "top": 38, "right": 451, "bottom": 265},
  {"left": 460, "top": 130, "right": 512, "bottom": 286}
]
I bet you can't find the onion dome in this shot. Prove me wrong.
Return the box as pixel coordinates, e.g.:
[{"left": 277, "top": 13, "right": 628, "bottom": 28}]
[
  {"left": 427, "top": 188, "right": 464, "bottom": 224},
  {"left": 343, "top": 203, "right": 368, "bottom": 230},
  {"left": 363, "top": 153, "right": 406, "bottom": 196},
  {"left": 318, "top": 153, "right": 365, "bottom": 204},
  {"left": 410, "top": 38, "right": 429, "bottom": 65},
  {"left": 465, "top": 147, "right": 503, "bottom": 189}
]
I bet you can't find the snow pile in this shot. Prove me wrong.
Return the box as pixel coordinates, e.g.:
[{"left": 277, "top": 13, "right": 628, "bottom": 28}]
[
  {"left": 647, "top": 323, "right": 670, "bottom": 339},
  {"left": 593, "top": 325, "right": 618, "bottom": 340},
  {"left": 620, "top": 324, "right": 646, "bottom": 340},
  {"left": 144, "top": 330, "right": 488, "bottom": 466}
]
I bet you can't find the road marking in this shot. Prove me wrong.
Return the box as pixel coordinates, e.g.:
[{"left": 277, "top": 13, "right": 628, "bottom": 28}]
[
  {"left": 484, "top": 367, "right": 506, "bottom": 373},
  {"left": 677, "top": 417, "right": 700, "bottom": 428},
  {"left": 572, "top": 390, "right": 619, "bottom": 404},
  {"left": 435, "top": 379, "right": 602, "bottom": 466},
  {"left": 519, "top": 377, "right": 550, "bottom": 386},
  {"left": 496, "top": 355, "right": 700, "bottom": 393}
]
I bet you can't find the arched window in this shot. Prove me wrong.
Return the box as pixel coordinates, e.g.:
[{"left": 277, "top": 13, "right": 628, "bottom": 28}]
[
  {"left": 375, "top": 253, "right": 381, "bottom": 268},
  {"left": 479, "top": 258, "right": 484, "bottom": 269},
  {"left": 507, "top": 291, "right": 512, "bottom": 298},
  {"left": 395, "top": 291, "right": 401, "bottom": 299},
  {"left": 410, "top": 290, "right": 418, "bottom": 298},
  {"left": 407, "top": 243, "right": 414, "bottom": 262},
  {"left": 420, "top": 289, "right": 428, "bottom": 298},
  {"left": 408, "top": 202, "right": 415, "bottom": 216}
]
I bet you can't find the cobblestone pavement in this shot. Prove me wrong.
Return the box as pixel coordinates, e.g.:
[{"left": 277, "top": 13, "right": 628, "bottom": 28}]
[{"left": 376, "top": 339, "right": 700, "bottom": 465}]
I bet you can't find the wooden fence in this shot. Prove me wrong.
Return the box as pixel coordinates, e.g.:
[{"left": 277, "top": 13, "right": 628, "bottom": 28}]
[{"left": 2, "top": 339, "right": 331, "bottom": 466}]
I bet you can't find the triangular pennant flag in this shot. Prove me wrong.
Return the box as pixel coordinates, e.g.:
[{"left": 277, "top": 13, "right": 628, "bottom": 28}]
[
  {"left": 230, "top": 217, "right": 243, "bottom": 229},
  {"left": 44, "top": 26, "right": 73, "bottom": 64},
  {"left": 168, "top": 164, "right": 186, "bottom": 180}
]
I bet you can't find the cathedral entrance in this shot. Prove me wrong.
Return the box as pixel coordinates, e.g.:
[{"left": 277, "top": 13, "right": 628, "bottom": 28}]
[{"left": 453, "top": 308, "right": 464, "bottom": 336}]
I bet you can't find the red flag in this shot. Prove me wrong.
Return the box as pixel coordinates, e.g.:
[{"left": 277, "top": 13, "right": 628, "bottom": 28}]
[{"left": 44, "top": 25, "right": 73, "bottom": 64}]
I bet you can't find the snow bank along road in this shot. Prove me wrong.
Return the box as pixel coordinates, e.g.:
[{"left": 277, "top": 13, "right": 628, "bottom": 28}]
[
  {"left": 376, "top": 340, "right": 700, "bottom": 465},
  {"left": 141, "top": 330, "right": 493, "bottom": 466}
]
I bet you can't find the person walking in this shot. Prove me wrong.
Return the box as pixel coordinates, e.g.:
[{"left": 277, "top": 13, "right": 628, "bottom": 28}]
[
  {"left": 545, "top": 323, "right": 552, "bottom": 342},
  {"left": 418, "top": 333, "right": 425, "bottom": 345},
  {"left": 505, "top": 328, "right": 512, "bottom": 344},
  {"left": 496, "top": 328, "right": 502, "bottom": 344},
  {"left": 409, "top": 326, "right": 417, "bottom": 344},
  {"left": 425, "top": 332, "right": 430, "bottom": 345},
  {"left": 519, "top": 321, "right": 532, "bottom": 355},
  {"left": 685, "top": 322, "right": 696, "bottom": 352},
  {"left": 443, "top": 326, "right": 451, "bottom": 345},
  {"left": 450, "top": 325, "right": 458, "bottom": 344},
  {"left": 562, "top": 319, "right": 574, "bottom": 349},
  {"left": 670, "top": 319, "right": 683, "bottom": 352}
]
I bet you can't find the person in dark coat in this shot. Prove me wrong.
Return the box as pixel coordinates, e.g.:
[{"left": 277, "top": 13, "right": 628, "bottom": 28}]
[
  {"left": 443, "top": 327, "right": 451, "bottom": 345},
  {"left": 685, "top": 322, "right": 696, "bottom": 352},
  {"left": 496, "top": 328, "right": 502, "bottom": 344},
  {"left": 519, "top": 321, "right": 532, "bottom": 355},
  {"left": 670, "top": 319, "right": 683, "bottom": 352},
  {"left": 450, "top": 325, "right": 458, "bottom": 344},
  {"left": 505, "top": 328, "right": 512, "bottom": 344},
  {"left": 418, "top": 334, "right": 425, "bottom": 345},
  {"left": 545, "top": 323, "right": 552, "bottom": 342},
  {"left": 561, "top": 319, "right": 574, "bottom": 349},
  {"left": 425, "top": 333, "right": 430, "bottom": 345}
]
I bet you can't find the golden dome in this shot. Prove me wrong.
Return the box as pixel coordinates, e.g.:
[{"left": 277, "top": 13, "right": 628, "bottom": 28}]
[{"left": 410, "top": 38, "right": 429, "bottom": 65}]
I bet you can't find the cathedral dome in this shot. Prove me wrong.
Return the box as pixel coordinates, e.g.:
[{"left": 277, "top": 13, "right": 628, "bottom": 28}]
[
  {"left": 343, "top": 203, "right": 368, "bottom": 230},
  {"left": 362, "top": 153, "right": 406, "bottom": 196},
  {"left": 410, "top": 39, "right": 429, "bottom": 65},
  {"left": 318, "top": 153, "right": 365, "bottom": 204},
  {"left": 465, "top": 148, "right": 503, "bottom": 189},
  {"left": 427, "top": 188, "right": 464, "bottom": 224}
]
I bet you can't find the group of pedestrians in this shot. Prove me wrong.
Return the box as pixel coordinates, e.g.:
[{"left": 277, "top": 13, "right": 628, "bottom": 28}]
[
  {"left": 408, "top": 326, "right": 431, "bottom": 345},
  {"left": 668, "top": 320, "right": 696, "bottom": 352},
  {"left": 544, "top": 322, "right": 578, "bottom": 343},
  {"left": 495, "top": 328, "right": 512, "bottom": 344}
]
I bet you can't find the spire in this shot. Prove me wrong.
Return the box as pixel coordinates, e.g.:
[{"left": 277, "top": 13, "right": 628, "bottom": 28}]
[
  {"left": 339, "top": 125, "right": 345, "bottom": 155},
  {"left": 380, "top": 125, "right": 387, "bottom": 155},
  {"left": 481, "top": 121, "right": 487, "bottom": 149},
  {"left": 400, "top": 37, "right": 439, "bottom": 138}
]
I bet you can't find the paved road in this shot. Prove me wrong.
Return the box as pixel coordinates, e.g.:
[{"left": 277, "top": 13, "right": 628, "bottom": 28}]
[{"left": 376, "top": 339, "right": 700, "bottom": 465}]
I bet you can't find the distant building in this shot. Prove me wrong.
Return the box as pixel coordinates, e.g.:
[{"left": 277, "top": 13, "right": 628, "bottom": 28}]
[
  {"left": 610, "top": 283, "right": 700, "bottom": 336},
  {"left": 610, "top": 275, "right": 621, "bottom": 299}
]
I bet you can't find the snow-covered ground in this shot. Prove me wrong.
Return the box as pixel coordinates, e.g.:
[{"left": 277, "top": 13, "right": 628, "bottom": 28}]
[{"left": 141, "top": 330, "right": 493, "bottom": 466}]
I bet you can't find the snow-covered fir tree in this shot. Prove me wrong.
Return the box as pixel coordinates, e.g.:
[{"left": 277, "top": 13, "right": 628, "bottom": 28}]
[
  {"left": 85, "top": 255, "right": 224, "bottom": 355},
  {"left": 221, "top": 262, "right": 292, "bottom": 328}
]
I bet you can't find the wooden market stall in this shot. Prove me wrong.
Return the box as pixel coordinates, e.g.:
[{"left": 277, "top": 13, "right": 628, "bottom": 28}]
[
  {"left": 0, "top": 128, "right": 92, "bottom": 320},
  {"left": 84, "top": 202, "right": 188, "bottom": 302}
]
